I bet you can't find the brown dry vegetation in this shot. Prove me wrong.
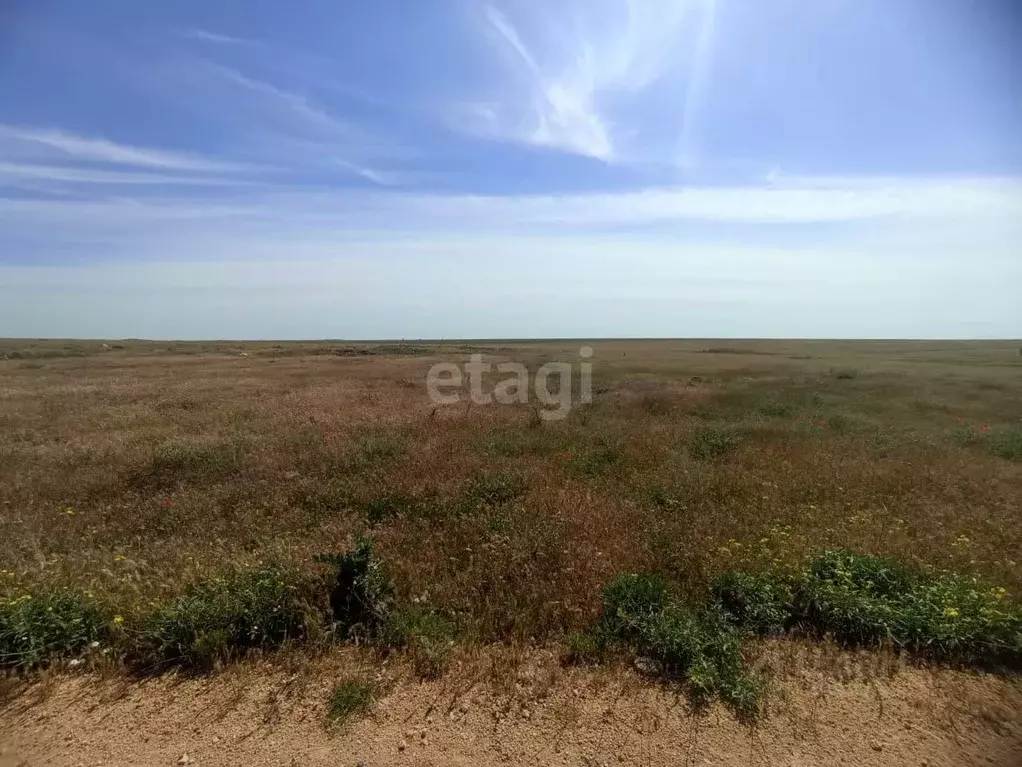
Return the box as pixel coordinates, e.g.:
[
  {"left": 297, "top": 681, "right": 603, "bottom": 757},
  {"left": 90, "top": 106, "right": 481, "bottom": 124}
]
[{"left": 2, "top": 338, "right": 1020, "bottom": 633}]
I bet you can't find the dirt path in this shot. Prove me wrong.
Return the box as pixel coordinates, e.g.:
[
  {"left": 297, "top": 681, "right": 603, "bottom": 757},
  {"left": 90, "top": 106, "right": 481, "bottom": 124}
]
[{"left": 2, "top": 650, "right": 1020, "bottom": 766}]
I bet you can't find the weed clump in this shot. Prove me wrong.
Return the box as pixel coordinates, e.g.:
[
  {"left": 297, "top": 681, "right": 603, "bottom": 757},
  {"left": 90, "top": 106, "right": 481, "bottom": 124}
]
[
  {"left": 0, "top": 591, "right": 109, "bottom": 669},
  {"left": 326, "top": 677, "right": 376, "bottom": 726},
  {"left": 459, "top": 472, "right": 526, "bottom": 510},
  {"left": 689, "top": 426, "right": 742, "bottom": 460},
  {"left": 711, "top": 571, "right": 796, "bottom": 635},
  {"left": 134, "top": 565, "right": 311, "bottom": 670},
  {"left": 570, "top": 441, "right": 622, "bottom": 477},
  {"left": 388, "top": 607, "right": 456, "bottom": 678},
  {"left": 590, "top": 573, "right": 764, "bottom": 720},
  {"left": 988, "top": 427, "right": 1022, "bottom": 460}
]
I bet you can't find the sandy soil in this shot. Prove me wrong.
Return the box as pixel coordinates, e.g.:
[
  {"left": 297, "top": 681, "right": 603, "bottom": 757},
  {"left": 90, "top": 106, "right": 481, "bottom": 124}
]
[{"left": 2, "top": 647, "right": 1021, "bottom": 767}]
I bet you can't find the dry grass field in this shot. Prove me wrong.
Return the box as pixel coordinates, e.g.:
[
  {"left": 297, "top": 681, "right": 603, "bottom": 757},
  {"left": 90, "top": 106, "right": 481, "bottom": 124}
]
[{"left": 1, "top": 338, "right": 1021, "bottom": 762}]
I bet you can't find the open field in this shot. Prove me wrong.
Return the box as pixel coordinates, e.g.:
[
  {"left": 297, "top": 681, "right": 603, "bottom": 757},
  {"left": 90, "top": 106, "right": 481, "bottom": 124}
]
[{"left": 1, "top": 338, "right": 1021, "bottom": 763}]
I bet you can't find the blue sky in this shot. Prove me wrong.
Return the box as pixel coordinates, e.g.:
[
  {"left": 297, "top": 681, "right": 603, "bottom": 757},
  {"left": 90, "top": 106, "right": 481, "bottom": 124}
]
[{"left": 1, "top": 0, "right": 1020, "bottom": 339}]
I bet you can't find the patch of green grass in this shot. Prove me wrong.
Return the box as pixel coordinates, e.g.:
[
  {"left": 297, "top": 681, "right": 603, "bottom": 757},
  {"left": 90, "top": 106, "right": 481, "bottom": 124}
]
[
  {"left": 711, "top": 571, "right": 795, "bottom": 634},
  {"left": 564, "top": 630, "right": 605, "bottom": 665},
  {"left": 757, "top": 400, "right": 796, "bottom": 418},
  {"left": 643, "top": 484, "right": 683, "bottom": 511},
  {"left": 570, "top": 441, "right": 622, "bottom": 477},
  {"left": 459, "top": 472, "right": 526, "bottom": 509},
  {"left": 348, "top": 431, "right": 407, "bottom": 471},
  {"left": 988, "top": 427, "right": 1022, "bottom": 460},
  {"left": 689, "top": 426, "right": 742, "bottom": 460},
  {"left": 361, "top": 493, "right": 424, "bottom": 524},
  {"left": 0, "top": 590, "right": 109, "bottom": 670},
  {"left": 388, "top": 607, "right": 456, "bottom": 678},
  {"left": 133, "top": 565, "right": 312, "bottom": 670},
  {"left": 128, "top": 439, "right": 243, "bottom": 490},
  {"left": 326, "top": 677, "right": 376, "bottom": 726}
]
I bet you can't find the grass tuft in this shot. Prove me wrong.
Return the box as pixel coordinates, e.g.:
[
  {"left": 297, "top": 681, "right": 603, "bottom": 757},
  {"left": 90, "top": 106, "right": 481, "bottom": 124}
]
[
  {"left": 570, "top": 441, "right": 622, "bottom": 477},
  {"left": 0, "top": 590, "right": 109, "bottom": 670},
  {"left": 326, "top": 677, "right": 376, "bottom": 726},
  {"left": 689, "top": 426, "right": 742, "bottom": 460},
  {"left": 459, "top": 472, "right": 527, "bottom": 509},
  {"left": 388, "top": 607, "right": 456, "bottom": 678}
]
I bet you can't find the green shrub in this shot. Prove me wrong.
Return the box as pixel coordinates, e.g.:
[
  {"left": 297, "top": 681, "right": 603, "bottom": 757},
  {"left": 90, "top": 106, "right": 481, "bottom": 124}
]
[
  {"left": 644, "top": 485, "right": 682, "bottom": 510},
  {"left": 0, "top": 591, "right": 108, "bottom": 669},
  {"left": 599, "top": 573, "right": 674, "bottom": 641},
  {"left": 564, "top": 631, "right": 606, "bottom": 665},
  {"left": 833, "top": 368, "right": 858, "bottom": 380},
  {"left": 326, "top": 678, "right": 376, "bottom": 726},
  {"left": 134, "top": 565, "right": 310, "bottom": 669},
  {"left": 711, "top": 571, "right": 795, "bottom": 634},
  {"left": 988, "top": 427, "right": 1022, "bottom": 460},
  {"left": 720, "top": 550, "right": 1022, "bottom": 665},
  {"left": 318, "top": 537, "right": 394, "bottom": 641},
  {"left": 595, "top": 574, "right": 763, "bottom": 719},
  {"left": 689, "top": 426, "right": 742, "bottom": 460},
  {"left": 757, "top": 401, "right": 795, "bottom": 418}
]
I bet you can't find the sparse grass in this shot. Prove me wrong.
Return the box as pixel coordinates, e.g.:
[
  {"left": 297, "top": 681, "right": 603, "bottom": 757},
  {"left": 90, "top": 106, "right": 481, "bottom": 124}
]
[
  {"left": 388, "top": 607, "right": 456, "bottom": 678},
  {"left": 3, "top": 338, "right": 1022, "bottom": 702},
  {"left": 569, "top": 440, "right": 621, "bottom": 476},
  {"left": 127, "top": 438, "right": 243, "bottom": 490},
  {"left": 988, "top": 426, "right": 1022, "bottom": 460},
  {"left": 459, "top": 472, "right": 526, "bottom": 509},
  {"left": 326, "top": 677, "right": 376, "bottom": 726},
  {"left": 689, "top": 425, "right": 742, "bottom": 460}
]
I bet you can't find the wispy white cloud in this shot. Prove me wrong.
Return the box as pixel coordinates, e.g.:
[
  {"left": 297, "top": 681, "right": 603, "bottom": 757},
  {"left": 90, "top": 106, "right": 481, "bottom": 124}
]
[
  {"left": 194, "top": 62, "right": 406, "bottom": 184},
  {"left": 182, "top": 28, "right": 260, "bottom": 46},
  {"left": 0, "top": 162, "right": 257, "bottom": 187},
  {"left": 4, "top": 175, "right": 1018, "bottom": 234},
  {"left": 0, "top": 125, "right": 245, "bottom": 172},
  {"left": 462, "top": 0, "right": 715, "bottom": 162}
]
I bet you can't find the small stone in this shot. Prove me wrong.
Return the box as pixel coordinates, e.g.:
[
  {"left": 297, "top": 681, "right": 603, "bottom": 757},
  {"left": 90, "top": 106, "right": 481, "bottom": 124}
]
[
  {"left": 870, "top": 742, "right": 883, "bottom": 752},
  {"left": 178, "top": 754, "right": 194, "bottom": 765},
  {"left": 398, "top": 741, "right": 407, "bottom": 752}
]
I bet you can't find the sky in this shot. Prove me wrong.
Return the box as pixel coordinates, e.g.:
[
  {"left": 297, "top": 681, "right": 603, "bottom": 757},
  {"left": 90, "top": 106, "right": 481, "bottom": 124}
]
[{"left": 1, "top": 0, "right": 1020, "bottom": 339}]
